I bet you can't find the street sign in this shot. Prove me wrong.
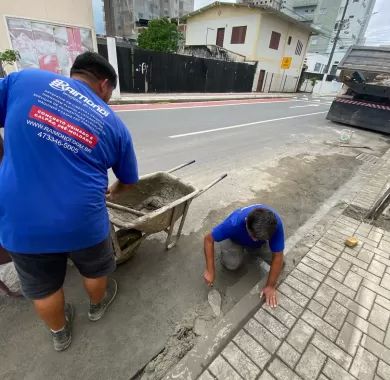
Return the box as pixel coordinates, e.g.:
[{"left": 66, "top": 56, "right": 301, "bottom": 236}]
[{"left": 281, "top": 56, "right": 292, "bottom": 69}]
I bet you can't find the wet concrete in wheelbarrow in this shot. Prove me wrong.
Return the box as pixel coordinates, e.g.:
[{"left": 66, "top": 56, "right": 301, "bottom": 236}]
[{"left": 0, "top": 151, "right": 386, "bottom": 380}]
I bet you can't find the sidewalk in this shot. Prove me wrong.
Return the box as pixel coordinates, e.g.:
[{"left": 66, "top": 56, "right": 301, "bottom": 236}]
[
  {"left": 110, "top": 92, "right": 296, "bottom": 105},
  {"left": 165, "top": 149, "right": 390, "bottom": 380}
]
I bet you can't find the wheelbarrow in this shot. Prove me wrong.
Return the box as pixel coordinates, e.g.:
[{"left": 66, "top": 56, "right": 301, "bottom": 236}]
[{"left": 107, "top": 160, "right": 227, "bottom": 264}]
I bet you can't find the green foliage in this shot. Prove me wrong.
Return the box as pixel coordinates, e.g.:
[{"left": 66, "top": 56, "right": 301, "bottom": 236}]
[
  {"left": 0, "top": 49, "right": 20, "bottom": 65},
  {"left": 137, "top": 18, "right": 183, "bottom": 53}
]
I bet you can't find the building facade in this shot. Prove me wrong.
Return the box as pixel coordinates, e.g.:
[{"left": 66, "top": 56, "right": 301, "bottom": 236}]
[
  {"left": 100, "top": 0, "right": 194, "bottom": 39},
  {"left": 185, "top": 3, "right": 314, "bottom": 92},
  {"left": 241, "top": 0, "right": 376, "bottom": 73},
  {"left": 0, "top": 0, "right": 96, "bottom": 75}
]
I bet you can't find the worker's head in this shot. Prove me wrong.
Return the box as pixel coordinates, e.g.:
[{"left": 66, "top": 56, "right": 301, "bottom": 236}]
[
  {"left": 70, "top": 52, "right": 117, "bottom": 103},
  {"left": 246, "top": 208, "right": 277, "bottom": 241}
]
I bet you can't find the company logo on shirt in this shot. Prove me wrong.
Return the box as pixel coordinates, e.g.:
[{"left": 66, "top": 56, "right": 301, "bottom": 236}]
[{"left": 49, "top": 79, "right": 110, "bottom": 117}]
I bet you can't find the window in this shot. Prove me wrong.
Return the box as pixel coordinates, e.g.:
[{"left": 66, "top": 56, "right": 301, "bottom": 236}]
[
  {"left": 287, "top": 36, "right": 292, "bottom": 45},
  {"left": 314, "top": 62, "right": 322, "bottom": 72},
  {"left": 231, "top": 26, "right": 247, "bottom": 44},
  {"left": 269, "top": 31, "right": 281, "bottom": 50},
  {"left": 295, "top": 40, "right": 303, "bottom": 55},
  {"left": 319, "top": 8, "right": 327, "bottom": 15}
]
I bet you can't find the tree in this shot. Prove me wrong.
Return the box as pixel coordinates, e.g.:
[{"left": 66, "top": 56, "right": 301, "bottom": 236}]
[
  {"left": 137, "top": 18, "right": 183, "bottom": 53},
  {"left": 0, "top": 49, "right": 20, "bottom": 77}
]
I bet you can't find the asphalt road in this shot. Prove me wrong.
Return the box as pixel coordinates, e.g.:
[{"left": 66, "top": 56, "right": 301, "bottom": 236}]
[{"left": 115, "top": 96, "right": 334, "bottom": 176}]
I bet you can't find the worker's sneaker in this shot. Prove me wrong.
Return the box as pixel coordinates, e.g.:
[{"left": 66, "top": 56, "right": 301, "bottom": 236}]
[
  {"left": 88, "top": 278, "right": 118, "bottom": 322},
  {"left": 51, "top": 303, "right": 74, "bottom": 352}
]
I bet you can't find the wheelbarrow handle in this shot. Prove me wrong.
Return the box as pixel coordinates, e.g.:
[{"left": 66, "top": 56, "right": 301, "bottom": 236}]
[
  {"left": 106, "top": 201, "right": 146, "bottom": 217},
  {"left": 196, "top": 174, "right": 228, "bottom": 197},
  {"left": 167, "top": 160, "right": 196, "bottom": 174}
]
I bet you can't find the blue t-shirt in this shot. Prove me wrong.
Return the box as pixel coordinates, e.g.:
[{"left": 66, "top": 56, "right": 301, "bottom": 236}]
[
  {"left": 0, "top": 69, "right": 138, "bottom": 254},
  {"left": 212, "top": 204, "right": 285, "bottom": 252}
]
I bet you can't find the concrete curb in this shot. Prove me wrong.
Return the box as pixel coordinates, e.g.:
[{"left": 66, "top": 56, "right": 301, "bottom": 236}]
[{"left": 109, "top": 93, "right": 296, "bottom": 105}]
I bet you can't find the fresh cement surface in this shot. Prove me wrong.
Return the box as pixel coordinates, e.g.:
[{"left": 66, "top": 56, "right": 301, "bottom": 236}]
[{"left": 1, "top": 96, "right": 389, "bottom": 380}]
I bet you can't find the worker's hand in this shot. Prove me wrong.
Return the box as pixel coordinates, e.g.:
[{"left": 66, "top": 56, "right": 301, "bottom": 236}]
[
  {"left": 260, "top": 286, "right": 278, "bottom": 308},
  {"left": 106, "top": 186, "right": 116, "bottom": 202},
  {"left": 203, "top": 269, "right": 215, "bottom": 287}
]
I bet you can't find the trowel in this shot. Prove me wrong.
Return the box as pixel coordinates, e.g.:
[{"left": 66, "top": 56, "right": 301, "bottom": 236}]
[{"left": 208, "top": 288, "right": 222, "bottom": 317}]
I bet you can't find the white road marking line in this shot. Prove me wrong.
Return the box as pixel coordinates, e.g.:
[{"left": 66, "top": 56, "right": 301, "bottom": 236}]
[
  {"left": 114, "top": 99, "right": 296, "bottom": 112},
  {"left": 169, "top": 111, "right": 328, "bottom": 139},
  {"left": 290, "top": 104, "right": 321, "bottom": 108}
]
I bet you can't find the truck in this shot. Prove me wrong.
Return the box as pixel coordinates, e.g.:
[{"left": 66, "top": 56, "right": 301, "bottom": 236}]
[{"left": 326, "top": 45, "right": 390, "bottom": 134}]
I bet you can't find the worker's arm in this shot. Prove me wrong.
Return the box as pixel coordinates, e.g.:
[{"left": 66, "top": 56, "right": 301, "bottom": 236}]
[
  {"left": 203, "top": 233, "right": 216, "bottom": 287},
  {"left": 106, "top": 180, "right": 134, "bottom": 201},
  {"left": 261, "top": 252, "right": 284, "bottom": 308}
]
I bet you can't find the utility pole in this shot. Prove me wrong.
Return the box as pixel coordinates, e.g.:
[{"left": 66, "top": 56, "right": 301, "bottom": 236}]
[
  {"left": 324, "top": 0, "right": 350, "bottom": 76},
  {"left": 104, "top": 0, "right": 116, "bottom": 37}
]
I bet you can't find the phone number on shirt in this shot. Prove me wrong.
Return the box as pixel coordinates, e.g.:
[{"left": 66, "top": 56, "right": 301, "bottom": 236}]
[{"left": 37, "top": 132, "right": 79, "bottom": 154}]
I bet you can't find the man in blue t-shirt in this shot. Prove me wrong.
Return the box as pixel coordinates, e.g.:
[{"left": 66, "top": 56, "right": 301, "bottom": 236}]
[
  {"left": 0, "top": 53, "right": 138, "bottom": 351},
  {"left": 203, "top": 205, "right": 284, "bottom": 308}
]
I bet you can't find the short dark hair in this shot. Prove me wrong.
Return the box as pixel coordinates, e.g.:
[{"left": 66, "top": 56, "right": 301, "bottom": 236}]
[
  {"left": 70, "top": 52, "right": 117, "bottom": 88},
  {"left": 246, "top": 208, "right": 277, "bottom": 241}
]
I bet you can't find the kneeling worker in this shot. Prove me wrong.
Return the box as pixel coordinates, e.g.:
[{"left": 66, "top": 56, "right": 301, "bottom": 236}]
[{"left": 203, "top": 205, "right": 284, "bottom": 308}]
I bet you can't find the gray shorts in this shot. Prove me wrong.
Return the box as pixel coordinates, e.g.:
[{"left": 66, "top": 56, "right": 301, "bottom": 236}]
[
  {"left": 217, "top": 239, "right": 272, "bottom": 270},
  {"left": 8, "top": 235, "right": 116, "bottom": 300}
]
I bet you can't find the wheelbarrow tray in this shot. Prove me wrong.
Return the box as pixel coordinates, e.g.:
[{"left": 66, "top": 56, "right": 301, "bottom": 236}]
[{"left": 108, "top": 171, "right": 197, "bottom": 234}]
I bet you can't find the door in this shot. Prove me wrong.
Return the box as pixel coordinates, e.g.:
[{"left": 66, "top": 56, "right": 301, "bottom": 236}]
[
  {"left": 256, "top": 70, "right": 266, "bottom": 92},
  {"left": 216, "top": 28, "right": 225, "bottom": 47}
]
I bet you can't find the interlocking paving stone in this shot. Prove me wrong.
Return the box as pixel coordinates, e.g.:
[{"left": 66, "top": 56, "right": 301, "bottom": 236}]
[
  {"left": 377, "top": 361, "right": 390, "bottom": 379},
  {"left": 344, "top": 270, "right": 363, "bottom": 291},
  {"left": 286, "top": 319, "right": 314, "bottom": 353},
  {"left": 329, "top": 269, "right": 345, "bottom": 283},
  {"left": 244, "top": 318, "right": 281, "bottom": 354},
  {"left": 322, "top": 359, "right": 355, "bottom": 380},
  {"left": 364, "top": 243, "right": 390, "bottom": 259},
  {"left": 335, "top": 293, "right": 370, "bottom": 319},
  {"left": 368, "top": 260, "right": 386, "bottom": 277},
  {"left": 198, "top": 371, "right": 214, "bottom": 380},
  {"left": 311, "top": 246, "right": 338, "bottom": 263},
  {"left": 362, "top": 279, "right": 390, "bottom": 300},
  {"left": 208, "top": 355, "right": 242, "bottom": 380},
  {"left": 346, "top": 312, "right": 385, "bottom": 343},
  {"left": 369, "top": 303, "right": 390, "bottom": 331},
  {"left": 306, "top": 251, "right": 333, "bottom": 268},
  {"left": 333, "top": 258, "right": 352, "bottom": 275},
  {"left": 295, "top": 344, "right": 326, "bottom": 380},
  {"left": 222, "top": 342, "right": 260, "bottom": 380},
  {"left": 368, "top": 230, "right": 383, "bottom": 243},
  {"left": 233, "top": 330, "right": 271, "bottom": 370},
  {"left": 341, "top": 252, "right": 369, "bottom": 270},
  {"left": 355, "top": 286, "right": 376, "bottom": 310},
  {"left": 350, "top": 346, "right": 378, "bottom": 380},
  {"left": 262, "top": 304, "right": 296, "bottom": 329},
  {"left": 319, "top": 237, "right": 345, "bottom": 252},
  {"left": 308, "top": 299, "right": 327, "bottom": 318},
  {"left": 358, "top": 248, "right": 375, "bottom": 264},
  {"left": 258, "top": 371, "right": 275, "bottom": 380},
  {"left": 285, "top": 275, "right": 315, "bottom": 298},
  {"left": 324, "top": 300, "right": 349, "bottom": 329},
  {"left": 302, "top": 310, "right": 338, "bottom": 341},
  {"left": 379, "top": 239, "right": 390, "bottom": 252},
  {"left": 316, "top": 241, "right": 343, "bottom": 257},
  {"left": 290, "top": 269, "right": 320, "bottom": 290},
  {"left": 356, "top": 224, "right": 373, "bottom": 238},
  {"left": 376, "top": 295, "right": 390, "bottom": 311},
  {"left": 312, "top": 332, "right": 352, "bottom": 369},
  {"left": 374, "top": 255, "right": 390, "bottom": 267},
  {"left": 381, "top": 273, "right": 390, "bottom": 291},
  {"left": 351, "top": 265, "right": 381, "bottom": 285},
  {"left": 254, "top": 309, "right": 289, "bottom": 340},
  {"left": 314, "top": 283, "right": 336, "bottom": 308},
  {"left": 277, "top": 342, "right": 300, "bottom": 369},
  {"left": 268, "top": 358, "right": 302, "bottom": 380},
  {"left": 325, "top": 277, "right": 356, "bottom": 299},
  {"left": 278, "top": 282, "right": 309, "bottom": 307},
  {"left": 336, "top": 321, "right": 362, "bottom": 356},
  {"left": 355, "top": 234, "right": 380, "bottom": 248},
  {"left": 301, "top": 256, "right": 329, "bottom": 275},
  {"left": 278, "top": 287, "right": 303, "bottom": 317},
  {"left": 296, "top": 263, "right": 325, "bottom": 282}
]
